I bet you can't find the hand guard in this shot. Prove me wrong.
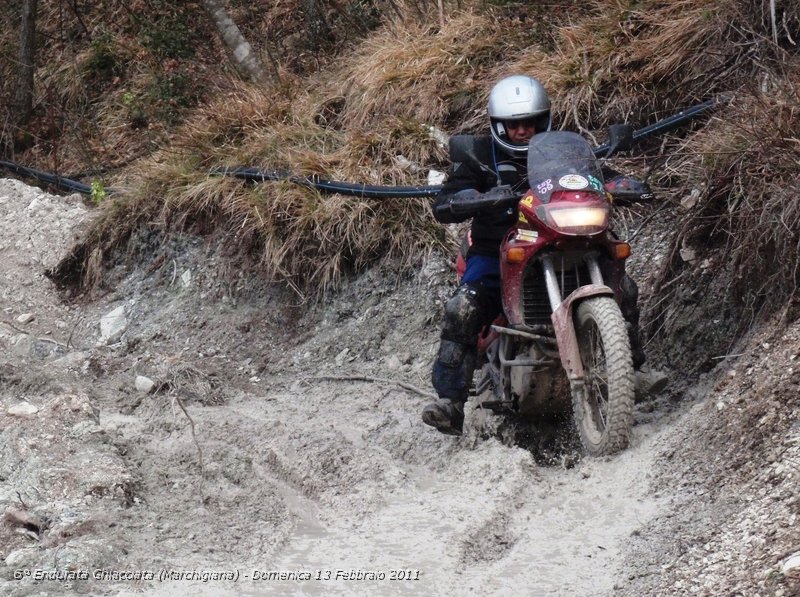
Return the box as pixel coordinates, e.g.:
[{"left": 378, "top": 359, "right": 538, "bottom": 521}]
[
  {"left": 449, "top": 185, "right": 522, "bottom": 215},
  {"left": 604, "top": 175, "right": 654, "bottom": 204}
]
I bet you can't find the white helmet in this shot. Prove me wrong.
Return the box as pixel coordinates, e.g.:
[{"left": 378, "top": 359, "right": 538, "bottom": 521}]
[{"left": 488, "top": 75, "right": 551, "bottom": 157}]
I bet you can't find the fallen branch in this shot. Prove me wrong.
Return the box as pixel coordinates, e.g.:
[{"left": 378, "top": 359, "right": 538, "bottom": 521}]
[
  {"left": 0, "top": 319, "right": 69, "bottom": 350},
  {"left": 711, "top": 352, "right": 747, "bottom": 360},
  {"left": 172, "top": 393, "right": 205, "bottom": 498},
  {"left": 303, "top": 375, "right": 437, "bottom": 399},
  {"left": 66, "top": 319, "right": 82, "bottom": 350},
  {"left": 15, "top": 491, "right": 28, "bottom": 509}
]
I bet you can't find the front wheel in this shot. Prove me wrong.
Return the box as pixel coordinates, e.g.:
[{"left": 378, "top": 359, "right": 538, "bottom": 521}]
[{"left": 572, "top": 297, "right": 635, "bottom": 456}]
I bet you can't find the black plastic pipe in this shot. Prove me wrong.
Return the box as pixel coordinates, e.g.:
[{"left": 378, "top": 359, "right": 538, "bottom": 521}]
[
  {"left": 211, "top": 167, "right": 442, "bottom": 198},
  {"left": 0, "top": 95, "right": 729, "bottom": 198},
  {"left": 0, "top": 160, "right": 92, "bottom": 194}
]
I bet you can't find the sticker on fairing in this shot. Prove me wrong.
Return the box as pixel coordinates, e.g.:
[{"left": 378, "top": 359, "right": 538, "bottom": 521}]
[
  {"left": 558, "top": 174, "right": 589, "bottom": 189},
  {"left": 588, "top": 175, "right": 603, "bottom": 191},
  {"left": 518, "top": 212, "right": 529, "bottom": 224},
  {"left": 536, "top": 179, "right": 553, "bottom": 195}
]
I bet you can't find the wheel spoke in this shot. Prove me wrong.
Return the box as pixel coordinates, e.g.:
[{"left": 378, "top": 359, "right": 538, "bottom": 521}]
[
  {"left": 582, "top": 320, "right": 609, "bottom": 431},
  {"left": 591, "top": 379, "right": 607, "bottom": 427}
]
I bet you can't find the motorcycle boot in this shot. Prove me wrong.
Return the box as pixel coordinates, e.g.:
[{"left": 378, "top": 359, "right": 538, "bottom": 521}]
[{"left": 422, "top": 398, "right": 465, "bottom": 435}]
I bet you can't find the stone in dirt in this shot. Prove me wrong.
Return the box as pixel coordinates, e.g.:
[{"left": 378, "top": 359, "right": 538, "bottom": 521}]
[
  {"left": 7, "top": 401, "right": 39, "bottom": 416},
  {"left": 3, "top": 506, "right": 42, "bottom": 534},
  {"left": 135, "top": 375, "right": 155, "bottom": 394},
  {"left": 15, "top": 312, "right": 35, "bottom": 324},
  {"left": 782, "top": 552, "right": 800, "bottom": 576},
  {"left": 99, "top": 305, "right": 127, "bottom": 345}
]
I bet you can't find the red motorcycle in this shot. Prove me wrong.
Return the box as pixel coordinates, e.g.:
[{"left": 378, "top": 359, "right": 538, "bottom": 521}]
[{"left": 451, "top": 127, "right": 637, "bottom": 455}]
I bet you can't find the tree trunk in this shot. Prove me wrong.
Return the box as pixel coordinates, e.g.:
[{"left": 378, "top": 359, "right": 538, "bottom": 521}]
[
  {"left": 14, "top": 0, "right": 38, "bottom": 127},
  {"left": 200, "top": 0, "right": 269, "bottom": 84}
]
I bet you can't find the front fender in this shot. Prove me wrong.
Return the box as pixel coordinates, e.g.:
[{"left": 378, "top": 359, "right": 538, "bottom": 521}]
[{"left": 551, "top": 284, "right": 615, "bottom": 380}]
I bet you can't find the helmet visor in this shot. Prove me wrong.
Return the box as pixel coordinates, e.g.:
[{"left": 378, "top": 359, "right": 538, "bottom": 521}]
[{"left": 504, "top": 113, "right": 550, "bottom": 133}]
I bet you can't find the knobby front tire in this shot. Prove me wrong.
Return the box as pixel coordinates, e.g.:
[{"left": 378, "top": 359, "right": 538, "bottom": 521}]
[{"left": 572, "top": 297, "right": 635, "bottom": 456}]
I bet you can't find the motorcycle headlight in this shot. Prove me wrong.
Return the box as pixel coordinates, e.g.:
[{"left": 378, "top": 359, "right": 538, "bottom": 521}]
[
  {"left": 549, "top": 206, "right": 608, "bottom": 229},
  {"left": 535, "top": 191, "right": 611, "bottom": 236}
]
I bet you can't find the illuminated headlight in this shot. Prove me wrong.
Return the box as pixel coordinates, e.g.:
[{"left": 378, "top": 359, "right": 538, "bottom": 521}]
[{"left": 549, "top": 207, "right": 609, "bottom": 228}]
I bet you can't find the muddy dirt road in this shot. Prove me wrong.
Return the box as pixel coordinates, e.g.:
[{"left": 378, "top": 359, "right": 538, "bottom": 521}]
[{"left": 0, "top": 178, "right": 797, "bottom": 596}]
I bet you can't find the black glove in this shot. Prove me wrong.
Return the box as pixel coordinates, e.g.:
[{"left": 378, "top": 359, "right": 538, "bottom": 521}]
[
  {"left": 449, "top": 185, "right": 521, "bottom": 215},
  {"left": 604, "top": 175, "right": 655, "bottom": 204}
]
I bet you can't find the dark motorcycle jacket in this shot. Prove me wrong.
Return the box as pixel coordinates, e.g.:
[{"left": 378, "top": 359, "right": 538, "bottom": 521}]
[
  {"left": 433, "top": 134, "right": 656, "bottom": 259},
  {"left": 433, "top": 135, "right": 526, "bottom": 258}
]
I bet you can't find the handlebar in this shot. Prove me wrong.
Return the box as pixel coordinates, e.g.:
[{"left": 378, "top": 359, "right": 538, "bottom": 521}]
[{"left": 449, "top": 186, "right": 524, "bottom": 215}]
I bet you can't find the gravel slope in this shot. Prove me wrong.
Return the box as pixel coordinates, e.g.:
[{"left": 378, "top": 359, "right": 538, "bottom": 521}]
[{"left": 0, "top": 178, "right": 797, "bottom": 596}]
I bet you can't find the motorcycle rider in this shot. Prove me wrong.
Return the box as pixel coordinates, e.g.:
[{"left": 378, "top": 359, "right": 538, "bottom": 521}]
[{"left": 422, "top": 74, "right": 650, "bottom": 436}]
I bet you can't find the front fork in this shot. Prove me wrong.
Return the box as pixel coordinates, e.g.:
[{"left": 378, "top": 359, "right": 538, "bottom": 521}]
[
  {"left": 541, "top": 254, "right": 605, "bottom": 307},
  {"left": 543, "top": 254, "right": 615, "bottom": 383},
  {"left": 475, "top": 254, "right": 613, "bottom": 407}
]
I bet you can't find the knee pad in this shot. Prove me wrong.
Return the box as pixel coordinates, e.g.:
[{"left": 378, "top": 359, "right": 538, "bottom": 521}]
[{"left": 441, "top": 285, "right": 488, "bottom": 345}]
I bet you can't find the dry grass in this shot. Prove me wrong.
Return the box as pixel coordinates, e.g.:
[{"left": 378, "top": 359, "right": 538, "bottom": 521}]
[
  {"left": 67, "top": 73, "right": 449, "bottom": 297},
  {"left": 511, "top": 0, "right": 799, "bottom": 129},
  {"left": 330, "top": 12, "right": 512, "bottom": 132},
  {"left": 16, "top": 0, "right": 800, "bottom": 319}
]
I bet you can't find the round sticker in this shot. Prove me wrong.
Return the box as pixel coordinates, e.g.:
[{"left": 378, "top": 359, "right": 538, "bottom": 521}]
[{"left": 558, "top": 174, "right": 589, "bottom": 190}]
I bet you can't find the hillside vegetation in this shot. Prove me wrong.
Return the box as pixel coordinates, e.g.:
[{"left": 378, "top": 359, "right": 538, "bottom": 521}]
[
  {"left": 2, "top": 0, "right": 799, "bottom": 353},
  {"left": 1, "top": 3, "right": 800, "bottom": 594}
]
